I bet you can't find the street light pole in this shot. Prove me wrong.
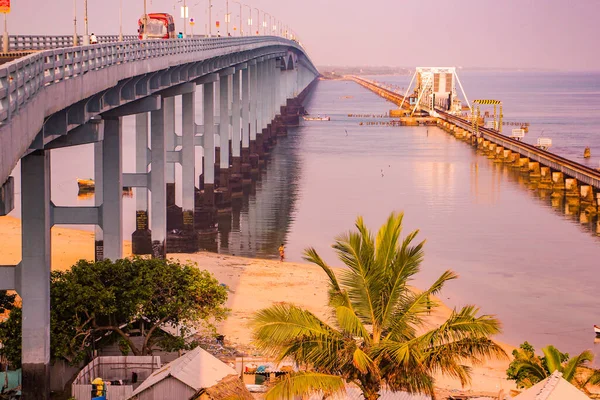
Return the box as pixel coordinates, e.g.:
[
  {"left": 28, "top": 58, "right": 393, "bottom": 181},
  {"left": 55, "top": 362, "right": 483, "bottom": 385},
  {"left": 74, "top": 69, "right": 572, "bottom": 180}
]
[
  {"left": 142, "top": 0, "right": 148, "bottom": 39},
  {"left": 208, "top": 0, "right": 212, "bottom": 37},
  {"left": 119, "top": 0, "right": 123, "bottom": 41},
  {"left": 183, "top": 0, "right": 188, "bottom": 38},
  {"left": 253, "top": 7, "right": 259, "bottom": 35},
  {"left": 73, "top": 0, "right": 78, "bottom": 46},
  {"left": 83, "top": 0, "right": 89, "bottom": 45},
  {"left": 244, "top": 4, "right": 252, "bottom": 37},
  {"left": 226, "top": 0, "right": 229, "bottom": 36},
  {"left": 233, "top": 1, "right": 242, "bottom": 36}
]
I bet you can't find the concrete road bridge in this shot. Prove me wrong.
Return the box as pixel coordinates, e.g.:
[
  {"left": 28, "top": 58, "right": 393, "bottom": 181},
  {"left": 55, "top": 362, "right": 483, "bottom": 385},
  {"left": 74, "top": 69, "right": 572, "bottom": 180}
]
[{"left": 0, "top": 34, "right": 318, "bottom": 398}]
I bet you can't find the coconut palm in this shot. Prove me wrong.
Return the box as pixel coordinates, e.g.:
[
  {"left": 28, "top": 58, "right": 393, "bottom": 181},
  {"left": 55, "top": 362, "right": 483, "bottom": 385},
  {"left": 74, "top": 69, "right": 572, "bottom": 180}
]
[
  {"left": 252, "top": 212, "right": 507, "bottom": 400},
  {"left": 512, "top": 345, "right": 600, "bottom": 391}
]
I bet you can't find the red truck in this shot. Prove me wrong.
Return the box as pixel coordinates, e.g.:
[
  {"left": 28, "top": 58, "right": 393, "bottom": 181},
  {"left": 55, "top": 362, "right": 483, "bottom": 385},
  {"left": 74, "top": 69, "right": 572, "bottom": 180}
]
[{"left": 138, "top": 13, "right": 176, "bottom": 39}]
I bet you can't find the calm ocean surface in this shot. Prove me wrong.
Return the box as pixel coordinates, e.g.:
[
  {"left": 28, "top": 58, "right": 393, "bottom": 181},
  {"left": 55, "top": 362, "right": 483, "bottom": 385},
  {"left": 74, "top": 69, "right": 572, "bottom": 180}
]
[{"left": 5, "top": 71, "right": 600, "bottom": 360}]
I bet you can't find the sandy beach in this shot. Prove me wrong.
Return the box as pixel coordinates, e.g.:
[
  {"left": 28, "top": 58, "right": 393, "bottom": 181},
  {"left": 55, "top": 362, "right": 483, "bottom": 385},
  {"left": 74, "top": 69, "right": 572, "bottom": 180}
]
[{"left": 0, "top": 215, "right": 516, "bottom": 396}]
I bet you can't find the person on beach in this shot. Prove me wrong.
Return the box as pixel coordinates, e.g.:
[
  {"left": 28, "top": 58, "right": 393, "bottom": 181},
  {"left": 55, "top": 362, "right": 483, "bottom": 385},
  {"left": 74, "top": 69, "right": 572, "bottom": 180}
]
[{"left": 278, "top": 244, "right": 285, "bottom": 262}]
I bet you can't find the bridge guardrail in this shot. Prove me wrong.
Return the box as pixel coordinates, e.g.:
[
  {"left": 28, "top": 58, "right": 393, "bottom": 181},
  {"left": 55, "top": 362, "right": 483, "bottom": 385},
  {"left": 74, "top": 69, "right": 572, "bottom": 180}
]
[
  {"left": 0, "top": 36, "right": 307, "bottom": 123},
  {"left": 8, "top": 35, "right": 139, "bottom": 51}
]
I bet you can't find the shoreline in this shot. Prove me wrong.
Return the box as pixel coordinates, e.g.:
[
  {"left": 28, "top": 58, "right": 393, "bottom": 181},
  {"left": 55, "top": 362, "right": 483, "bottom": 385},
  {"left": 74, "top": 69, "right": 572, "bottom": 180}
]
[{"left": 0, "top": 216, "right": 516, "bottom": 395}]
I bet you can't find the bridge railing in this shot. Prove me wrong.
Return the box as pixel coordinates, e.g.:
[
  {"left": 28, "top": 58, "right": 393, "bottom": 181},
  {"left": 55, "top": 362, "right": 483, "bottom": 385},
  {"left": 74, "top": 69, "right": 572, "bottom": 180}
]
[
  {"left": 0, "top": 36, "right": 304, "bottom": 123},
  {"left": 8, "top": 35, "right": 139, "bottom": 51}
]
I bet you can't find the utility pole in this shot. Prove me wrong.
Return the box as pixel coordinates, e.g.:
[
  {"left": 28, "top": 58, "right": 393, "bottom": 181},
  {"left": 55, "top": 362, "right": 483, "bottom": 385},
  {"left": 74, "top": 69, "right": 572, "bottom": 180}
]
[
  {"left": 83, "top": 0, "right": 89, "bottom": 45},
  {"left": 73, "top": 0, "right": 78, "bottom": 46},
  {"left": 233, "top": 1, "right": 242, "bottom": 36},
  {"left": 253, "top": 7, "right": 259, "bottom": 35}
]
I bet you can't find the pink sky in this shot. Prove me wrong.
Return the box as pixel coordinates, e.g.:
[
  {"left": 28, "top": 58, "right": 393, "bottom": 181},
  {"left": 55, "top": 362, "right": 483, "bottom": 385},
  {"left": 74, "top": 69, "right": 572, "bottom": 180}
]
[{"left": 8, "top": 0, "right": 600, "bottom": 70}]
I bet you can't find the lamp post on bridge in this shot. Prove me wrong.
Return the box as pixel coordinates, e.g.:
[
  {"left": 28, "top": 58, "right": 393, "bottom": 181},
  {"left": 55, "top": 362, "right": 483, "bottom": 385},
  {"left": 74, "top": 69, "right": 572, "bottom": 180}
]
[
  {"left": 73, "top": 0, "right": 78, "bottom": 46},
  {"left": 245, "top": 4, "right": 252, "bottom": 37},
  {"left": 252, "top": 7, "right": 259, "bottom": 35},
  {"left": 142, "top": 0, "right": 148, "bottom": 39},
  {"left": 83, "top": 0, "right": 89, "bottom": 45},
  {"left": 262, "top": 12, "right": 271, "bottom": 36},
  {"left": 233, "top": 1, "right": 242, "bottom": 36},
  {"left": 119, "top": 0, "right": 123, "bottom": 41}
]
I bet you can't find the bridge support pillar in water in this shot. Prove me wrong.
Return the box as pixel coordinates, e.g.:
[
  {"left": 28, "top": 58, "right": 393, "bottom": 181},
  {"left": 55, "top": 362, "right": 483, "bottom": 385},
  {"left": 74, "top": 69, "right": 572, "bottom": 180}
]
[
  {"left": 230, "top": 65, "right": 244, "bottom": 198},
  {"left": 565, "top": 178, "right": 579, "bottom": 198},
  {"left": 248, "top": 60, "right": 260, "bottom": 176},
  {"left": 539, "top": 167, "right": 553, "bottom": 189},
  {"left": 552, "top": 172, "right": 566, "bottom": 191},
  {"left": 20, "top": 150, "right": 51, "bottom": 399},
  {"left": 216, "top": 68, "right": 233, "bottom": 214},
  {"left": 528, "top": 162, "right": 541, "bottom": 179},
  {"left": 195, "top": 79, "right": 218, "bottom": 233},
  {"left": 241, "top": 65, "right": 252, "bottom": 186}
]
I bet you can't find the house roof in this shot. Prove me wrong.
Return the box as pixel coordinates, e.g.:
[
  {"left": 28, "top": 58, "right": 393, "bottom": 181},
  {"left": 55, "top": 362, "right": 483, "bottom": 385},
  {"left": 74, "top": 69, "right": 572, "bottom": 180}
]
[
  {"left": 131, "top": 347, "right": 238, "bottom": 396},
  {"left": 513, "top": 371, "right": 591, "bottom": 400}
]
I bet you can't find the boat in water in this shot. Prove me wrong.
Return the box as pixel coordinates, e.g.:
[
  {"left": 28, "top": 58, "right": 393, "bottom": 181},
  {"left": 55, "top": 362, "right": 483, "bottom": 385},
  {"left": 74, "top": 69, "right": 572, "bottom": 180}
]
[
  {"left": 594, "top": 325, "right": 600, "bottom": 335},
  {"left": 303, "top": 115, "right": 331, "bottom": 121}
]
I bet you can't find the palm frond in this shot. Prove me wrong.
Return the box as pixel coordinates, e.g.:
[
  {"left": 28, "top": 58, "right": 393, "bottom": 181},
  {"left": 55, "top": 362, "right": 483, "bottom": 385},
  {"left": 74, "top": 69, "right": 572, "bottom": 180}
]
[
  {"left": 265, "top": 372, "right": 346, "bottom": 400},
  {"left": 542, "top": 345, "right": 565, "bottom": 374},
  {"left": 252, "top": 303, "right": 339, "bottom": 351},
  {"left": 374, "top": 212, "right": 404, "bottom": 270},
  {"left": 562, "top": 349, "right": 593, "bottom": 382},
  {"left": 352, "top": 347, "right": 375, "bottom": 374},
  {"left": 335, "top": 305, "right": 371, "bottom": 341}
]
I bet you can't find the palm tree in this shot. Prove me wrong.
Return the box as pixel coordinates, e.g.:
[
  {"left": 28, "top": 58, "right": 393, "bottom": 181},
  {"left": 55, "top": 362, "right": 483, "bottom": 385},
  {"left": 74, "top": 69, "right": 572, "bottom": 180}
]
[
  {"left": 252, "top": 212, "right": 507, "bottom": 400},
  {"left": 512, "top": 345, "right": 600, "bottom": 392}
]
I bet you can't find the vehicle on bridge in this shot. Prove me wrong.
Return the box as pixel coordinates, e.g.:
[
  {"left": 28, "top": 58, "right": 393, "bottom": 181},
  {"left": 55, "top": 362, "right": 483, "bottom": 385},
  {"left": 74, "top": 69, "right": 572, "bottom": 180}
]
[{"left": 138, "top": 13, "right": 176, "bottom": 40}]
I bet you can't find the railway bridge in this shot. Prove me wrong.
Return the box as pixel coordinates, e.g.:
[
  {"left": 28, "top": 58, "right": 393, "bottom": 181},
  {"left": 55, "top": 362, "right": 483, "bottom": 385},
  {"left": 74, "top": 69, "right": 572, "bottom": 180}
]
[
  {"left": 351, "top": 74, "right": 600, "bottom": 210},
  {"left": 0, "top": 34, "right": 318, "bottom": 397}
]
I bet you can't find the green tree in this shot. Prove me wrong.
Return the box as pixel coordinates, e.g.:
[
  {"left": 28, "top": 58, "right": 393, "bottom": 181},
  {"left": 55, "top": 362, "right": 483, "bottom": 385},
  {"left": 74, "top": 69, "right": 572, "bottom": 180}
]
[
  {"left": 252, "top": 213, "right": 506, "bottom": 400},
  {"left": 0, "top": 307, "right": 21, "bottom": 368},
  {"left": 0, "top": 290, "right": 16, "bottom": 314},
  {"left": 0, "top": 258, "right": 228, "bottom": 365},
  {"left": 509, "top": 343, "right": 600, "bottom": 392}
]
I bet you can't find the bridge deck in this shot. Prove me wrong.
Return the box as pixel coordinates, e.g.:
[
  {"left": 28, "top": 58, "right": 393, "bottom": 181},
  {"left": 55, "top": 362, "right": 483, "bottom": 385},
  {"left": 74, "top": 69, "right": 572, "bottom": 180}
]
[{"left": 349, "top": 75, "right": 600, "bottom": 190}]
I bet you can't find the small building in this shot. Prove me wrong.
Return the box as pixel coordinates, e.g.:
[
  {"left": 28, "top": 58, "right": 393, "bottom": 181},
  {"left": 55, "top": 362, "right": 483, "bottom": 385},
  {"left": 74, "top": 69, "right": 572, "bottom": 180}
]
[
  {"left": 513, "top": 371, "right": 591, "bottom": 399},
  {"left": 130, "top": 347, "right": 252, "bottom": 400},
  {"left": 71, "top": 356, "right": 162, "bottom": 400}
]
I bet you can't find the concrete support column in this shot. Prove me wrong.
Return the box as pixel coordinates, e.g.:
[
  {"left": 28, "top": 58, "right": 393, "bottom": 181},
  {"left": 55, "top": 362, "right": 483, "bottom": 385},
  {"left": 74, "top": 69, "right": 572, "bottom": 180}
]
[
  {"left": 102, "top": 116, "right": 123, "bottom": 260},
  {"left": 203, "top": 81, "right": 216, "bottom": 198},
  {"left": 182, "top": 91, "right": 196, "bottom": 231},
  {"left": 94, "top": 142, "right": 104, "bottom": 261},
  {"left": 249, "top": 62, "right": 258, "bottom": 144},
  {"left": 219, "top": 73, "right": 231, "bottom": 188},
  {"left": 552, "top": 172, "right": 566, "bottom": 190},
  {"left": 132, "top": 113, "right": 152, "bottom": 254},
  {"left": 150, "top": 102, "right": 167, "bottom": 258},
  {"left": 241, "top": 66, "right": 252, "bottom": 186},
  {"left": 20, "top": 150, "right": 51, "bottom": 399},
  {"left": 231, "top": 67, "right": 243, "bottom": 197}
]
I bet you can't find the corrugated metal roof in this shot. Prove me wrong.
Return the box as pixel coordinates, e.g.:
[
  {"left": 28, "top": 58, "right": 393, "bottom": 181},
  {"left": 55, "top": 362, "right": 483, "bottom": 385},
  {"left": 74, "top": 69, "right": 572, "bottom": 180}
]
[
  {"left": 513, "top": 371, "right": 591, "bottom": 400},
  {"left": 307, "top": 386, "right": 431, "bottom": 400},
  {"left": 130, "top": 347, "right": 237, "bottom": 396}
]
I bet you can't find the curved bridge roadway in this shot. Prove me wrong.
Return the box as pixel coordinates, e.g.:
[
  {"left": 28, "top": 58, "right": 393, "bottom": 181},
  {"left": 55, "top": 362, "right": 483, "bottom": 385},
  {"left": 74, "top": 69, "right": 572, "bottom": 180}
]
[{"left": 0, "top": 36, "right": 318, "bottom": 398}]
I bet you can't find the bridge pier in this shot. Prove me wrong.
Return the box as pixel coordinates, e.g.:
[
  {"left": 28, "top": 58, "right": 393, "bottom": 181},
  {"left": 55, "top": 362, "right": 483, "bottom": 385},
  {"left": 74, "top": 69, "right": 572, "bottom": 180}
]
[
  {"left": 539, "top": 167, "right": 553, "bottom": 189},
  {"left": 132, "top": 113, "right": 153, "bottom": 255},
  {"left": 217, "top": 69, "right": 233, "bottom": 214},
  {"left": 230, "top": 65, "right": 244, "bottom": 198},
  {"left": 552, "top": 172, "right": 566, "bottom": 191},
  {"left": 195, "top": 79, "right": 218, "bottom": 233},
  {"left": 249, "top": 60, "right": 260, "bottom": 177},
  {"left": 164, "top": 97, "right": 184, "bottom": 232},
  {"left": 94, "top": 142, "right": 105, "bottom": 261},
  {"left": 241, "top": 65, "right": 252, "bottom": 187},
  {"left": 181, "top": 90, "right": 198, "bottom": 235},
  {"left": 150, "top": 101, "right": 168, "bottom": 258},
  {"left": 20, "top": 150, "right": 51, "bottom": 400},
  {"left": 528, "top": 162, "right": 541, "bottom": 179},
  {"left": 102, "top": 117, "right": 124, "bottom": 260}
]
